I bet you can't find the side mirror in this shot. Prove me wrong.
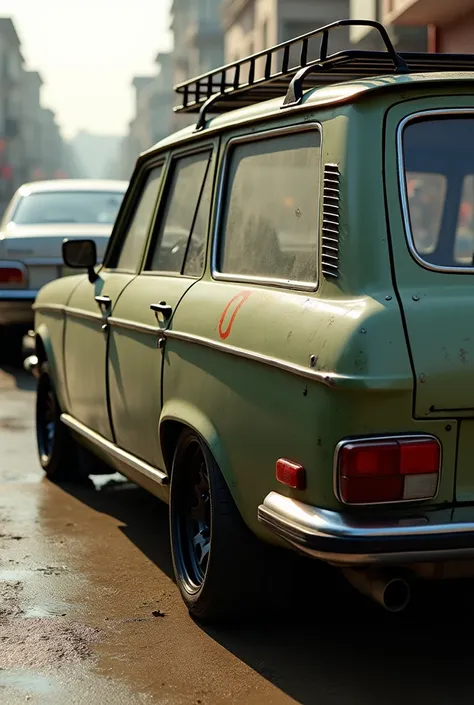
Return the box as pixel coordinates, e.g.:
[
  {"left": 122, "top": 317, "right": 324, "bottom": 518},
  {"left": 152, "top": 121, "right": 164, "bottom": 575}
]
[{"left": 62, "top": 239, "right": 98, "bottom": 283}]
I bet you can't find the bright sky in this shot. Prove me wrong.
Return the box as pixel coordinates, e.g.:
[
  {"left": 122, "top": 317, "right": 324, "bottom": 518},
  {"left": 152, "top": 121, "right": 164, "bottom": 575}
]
[{"left": 2, "top": 0, "right": 173, "bottom": 138}]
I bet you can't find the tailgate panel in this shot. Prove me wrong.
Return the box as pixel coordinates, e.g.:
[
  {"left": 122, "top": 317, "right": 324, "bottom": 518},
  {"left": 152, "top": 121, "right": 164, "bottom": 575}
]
[{"left": 398, "top": 287, "right": 474, "bottom": 417}]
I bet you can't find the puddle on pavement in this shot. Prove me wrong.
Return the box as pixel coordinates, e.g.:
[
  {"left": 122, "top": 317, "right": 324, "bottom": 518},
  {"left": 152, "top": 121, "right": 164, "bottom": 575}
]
[
  {"left": 0, "top": 670, "right": 58, "bottom": 695},
  {"left": 23, "top": 603, "right": 71, "bottom": 618}
]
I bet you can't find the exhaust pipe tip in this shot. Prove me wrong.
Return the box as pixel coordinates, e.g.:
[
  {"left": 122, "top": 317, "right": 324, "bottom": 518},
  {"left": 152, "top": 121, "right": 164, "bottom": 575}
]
[
  {"left": 343, "top": 568, "right": 411, "bottom": 613},
  {"left": 382, "top": 577, "right": 411, "bottom": 613}
]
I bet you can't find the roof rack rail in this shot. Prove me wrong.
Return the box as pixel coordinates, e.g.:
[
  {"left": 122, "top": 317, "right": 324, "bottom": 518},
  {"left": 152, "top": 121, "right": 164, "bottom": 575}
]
[{"left": 174, "top": 18, "right": 474, "bottom": 130}]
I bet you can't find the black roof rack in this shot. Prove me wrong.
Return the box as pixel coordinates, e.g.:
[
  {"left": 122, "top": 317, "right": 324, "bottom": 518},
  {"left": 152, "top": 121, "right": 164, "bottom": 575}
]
[{"left": 174, "top": 19, "right": 474, "bottom": 129}]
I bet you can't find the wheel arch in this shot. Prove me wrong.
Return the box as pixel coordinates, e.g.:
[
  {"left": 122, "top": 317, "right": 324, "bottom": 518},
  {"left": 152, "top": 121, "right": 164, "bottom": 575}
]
[{"left": 159, "top": 400, "right": 245, "bottom": 514}]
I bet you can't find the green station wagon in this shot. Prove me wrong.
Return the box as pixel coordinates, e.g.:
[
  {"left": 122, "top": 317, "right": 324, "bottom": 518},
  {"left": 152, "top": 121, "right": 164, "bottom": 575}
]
[{"left": 30, "top": 20, "right": 474, "bottom": 620}]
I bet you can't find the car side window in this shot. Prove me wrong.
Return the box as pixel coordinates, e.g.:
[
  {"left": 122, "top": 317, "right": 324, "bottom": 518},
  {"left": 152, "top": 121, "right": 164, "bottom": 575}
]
[
  {"left": 113, "top": 166, "right": 163, "bottom": 271},
  {"left": 146, "top": 151, "right": 211, "bottom": 274},
  {"left": 218, "top": 130, "right": 321, "bottom": 285}
]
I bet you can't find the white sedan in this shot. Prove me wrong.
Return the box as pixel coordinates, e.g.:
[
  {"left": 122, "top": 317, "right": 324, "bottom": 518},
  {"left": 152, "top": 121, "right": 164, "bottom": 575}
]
[{"left": 0, "top": 179, "right": 128, "bottom": 355}]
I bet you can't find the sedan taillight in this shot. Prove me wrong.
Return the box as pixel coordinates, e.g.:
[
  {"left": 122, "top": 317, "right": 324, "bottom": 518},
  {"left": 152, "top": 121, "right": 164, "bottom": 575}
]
[
  {"left": 337, "top": 437, "right": 440, "bottom": 505},
  {"left": 0, "top": 266, "right": 25, "bottom": 285}
]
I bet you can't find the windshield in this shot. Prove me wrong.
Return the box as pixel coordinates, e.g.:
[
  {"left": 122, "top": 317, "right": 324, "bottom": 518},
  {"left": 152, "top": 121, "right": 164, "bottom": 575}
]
[
  {"left": 402, "top": 116, "right": 474, "bottom": 269},
  {"left": 11, "top": 190, "right": 125, "bottom": 225}
]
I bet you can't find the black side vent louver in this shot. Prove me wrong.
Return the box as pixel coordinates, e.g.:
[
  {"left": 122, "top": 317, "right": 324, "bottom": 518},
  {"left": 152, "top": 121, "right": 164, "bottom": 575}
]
[{"left": 321, "top": 164, "right": 340, "bottom": 279}]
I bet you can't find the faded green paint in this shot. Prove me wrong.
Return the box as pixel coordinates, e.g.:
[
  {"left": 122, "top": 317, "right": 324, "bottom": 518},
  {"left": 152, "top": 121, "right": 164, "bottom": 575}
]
[
  {"left": 63, "top": 272, "right": 137, "bottom": 442},
  {"left": 107, "top": 274, "right": 198, "bottom": 468},
  {"left": 33, "top": 73, "right": 474, "bottom": 541}
]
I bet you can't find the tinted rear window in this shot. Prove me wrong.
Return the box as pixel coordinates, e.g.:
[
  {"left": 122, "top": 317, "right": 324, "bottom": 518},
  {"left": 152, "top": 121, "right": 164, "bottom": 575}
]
[
  {"left": 402, "top": 117, "right": 474, "bottom": 268},
  {"left": 12, "top": 190, "right": 125, "bottom": 225}
]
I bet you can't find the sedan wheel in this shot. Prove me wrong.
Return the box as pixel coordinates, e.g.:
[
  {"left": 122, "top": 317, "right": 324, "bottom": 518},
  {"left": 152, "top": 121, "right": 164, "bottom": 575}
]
[
  {"left": 172, "top": 439, "right": 211, "bottom": 594},
  {"left": 169, "top": 429, "right": 267, "bottom": 624}
]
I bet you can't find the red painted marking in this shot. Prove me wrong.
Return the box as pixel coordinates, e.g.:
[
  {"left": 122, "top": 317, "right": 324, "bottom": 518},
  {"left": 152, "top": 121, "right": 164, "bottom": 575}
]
[{"left": 218, "top": 291, "right": 253, "bottom": 340}]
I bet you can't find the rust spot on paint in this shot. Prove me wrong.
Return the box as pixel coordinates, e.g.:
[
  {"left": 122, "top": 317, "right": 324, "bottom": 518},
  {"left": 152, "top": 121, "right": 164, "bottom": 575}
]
[{"left": 218, "top": 291, "right": 253, "bottom": 340}]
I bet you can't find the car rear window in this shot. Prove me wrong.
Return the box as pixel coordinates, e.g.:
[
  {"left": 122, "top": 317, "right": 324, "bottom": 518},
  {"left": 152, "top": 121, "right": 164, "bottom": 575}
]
[
  {"left": 402, "top": 116, "right": 474, "bottom": 269},
  {"left": 12, "top": 190, "right": 125, "bottom": 226}
]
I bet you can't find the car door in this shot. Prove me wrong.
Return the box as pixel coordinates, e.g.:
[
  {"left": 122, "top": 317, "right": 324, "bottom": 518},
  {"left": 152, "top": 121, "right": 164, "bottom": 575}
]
[
  {"left": 107, "top": 142, "right": 216, "bottom": 468},
  {"left": 63, "top": 164, "right": 164, "bottom": 441}
]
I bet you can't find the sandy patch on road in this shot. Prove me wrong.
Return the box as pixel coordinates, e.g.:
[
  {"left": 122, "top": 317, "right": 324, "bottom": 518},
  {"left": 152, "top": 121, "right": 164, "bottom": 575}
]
[{"left": 0, "top": 579, "right": 101, "bottom": 669}]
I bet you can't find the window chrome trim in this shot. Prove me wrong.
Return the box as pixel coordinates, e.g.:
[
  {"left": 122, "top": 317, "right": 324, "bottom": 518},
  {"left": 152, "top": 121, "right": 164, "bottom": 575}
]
[
  {"left": 211, "top": 122, "right": 322, "bottom": 292},
  {"left": 397, "top": 108, "right": 474, "bottom": 274},
  {"left": 333, "top": 434, "right": 442, "bottom": 507},
  {"left": 61, "top": 413, "right": 168, "bottom": 485},
  {"left": 138, "top": 270, "right": 197, "bottom": 280},
  {"left": 108, "top": 316, "right": 159, "bottom": 336}
]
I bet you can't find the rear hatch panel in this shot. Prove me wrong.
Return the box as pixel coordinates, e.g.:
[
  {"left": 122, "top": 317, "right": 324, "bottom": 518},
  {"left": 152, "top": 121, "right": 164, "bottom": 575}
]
[{"left": 385, "top": 96, "right": 474, "bottom": 420}]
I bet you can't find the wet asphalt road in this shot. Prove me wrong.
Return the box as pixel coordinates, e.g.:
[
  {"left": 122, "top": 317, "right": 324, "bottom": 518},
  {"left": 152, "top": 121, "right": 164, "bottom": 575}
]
[{"left": 1, "top": 363, "right": 474, "bottom": 704}]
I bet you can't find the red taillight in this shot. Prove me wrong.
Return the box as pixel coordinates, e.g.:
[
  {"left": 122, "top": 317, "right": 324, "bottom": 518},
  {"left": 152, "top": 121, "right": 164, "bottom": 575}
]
[
  {"left": 276, "top": 458, "right": 306, "bottom": 490},
  {"left": 338, "top": 437, "right": 440, "bottom": 505},
  {"left": 0, "top": 267, "right": 24, "bottom": 285}
]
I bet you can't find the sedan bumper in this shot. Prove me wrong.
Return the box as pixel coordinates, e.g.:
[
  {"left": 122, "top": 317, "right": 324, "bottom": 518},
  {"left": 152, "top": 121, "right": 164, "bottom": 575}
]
[
  {"left": 0, "top": 290, "right": 38, "bottom": 326},
  {"left": 258, "top": 492, "right": 474, "bottom": 566}
]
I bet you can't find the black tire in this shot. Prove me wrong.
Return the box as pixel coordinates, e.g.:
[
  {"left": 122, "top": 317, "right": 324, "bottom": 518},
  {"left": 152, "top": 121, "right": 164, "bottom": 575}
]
[
  {"left": 169, "top": 428, "right": 271, "bottom": 624},
  {"left": 36, "top": 361, "right": 86, "bottom": 482}
]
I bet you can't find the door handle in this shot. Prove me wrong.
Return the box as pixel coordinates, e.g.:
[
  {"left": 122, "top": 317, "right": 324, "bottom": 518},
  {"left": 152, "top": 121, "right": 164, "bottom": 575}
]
[
  {"left": 95, "top": 295, "right": 112, "bottom": 312},
  {"left": 150, "top": 302, "right": 173, "bottom": 321}
]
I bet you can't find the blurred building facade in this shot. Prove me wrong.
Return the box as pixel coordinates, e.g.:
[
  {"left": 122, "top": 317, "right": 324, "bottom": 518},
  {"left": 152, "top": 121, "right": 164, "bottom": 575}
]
[
  {"left": 382, "top": 0, "right": 474, "bottom": 52},
  {"left": 350, "top": 0, "right": 428, "bottom": 50},
  {"left": 115, "top": 52, "right": 175, "bottom": 180},
  {"left": 116, "top": 0, "right": 225, "bottom": 178},
  {"left": 223, "top": 0, "right": 351, "bottom": 64},
  {"left": 0, "top": 17, "right": 77, "bottom": 215}
]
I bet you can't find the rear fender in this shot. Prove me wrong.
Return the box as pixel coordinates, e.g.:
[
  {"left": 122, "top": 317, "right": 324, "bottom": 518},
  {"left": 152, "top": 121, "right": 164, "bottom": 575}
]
[{"left": 159, "top": 400, "right": 244, "bottom": 513}]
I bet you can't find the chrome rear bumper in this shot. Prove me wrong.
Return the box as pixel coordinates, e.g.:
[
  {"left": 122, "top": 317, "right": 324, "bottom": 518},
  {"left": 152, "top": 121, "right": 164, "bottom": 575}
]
[{"left": 258, "top": 492, "right": 474, "bottom": 566}]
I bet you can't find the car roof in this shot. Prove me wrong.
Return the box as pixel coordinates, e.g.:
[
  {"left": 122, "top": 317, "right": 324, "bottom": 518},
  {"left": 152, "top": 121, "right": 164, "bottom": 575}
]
[
  {"left": 145, "top": 71, "right": 474, "bottom": 155},
  {"left": 17, "top": 179, "right": 128, "bottom": 196}
]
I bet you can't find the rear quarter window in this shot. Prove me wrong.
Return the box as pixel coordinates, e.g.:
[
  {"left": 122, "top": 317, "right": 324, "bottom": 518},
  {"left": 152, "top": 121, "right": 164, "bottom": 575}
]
[{"left": 217, "top": 129, "right": 321, "bottom": 286}]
